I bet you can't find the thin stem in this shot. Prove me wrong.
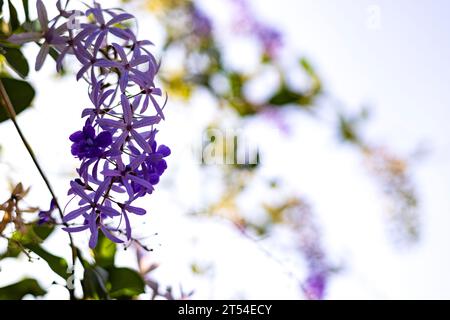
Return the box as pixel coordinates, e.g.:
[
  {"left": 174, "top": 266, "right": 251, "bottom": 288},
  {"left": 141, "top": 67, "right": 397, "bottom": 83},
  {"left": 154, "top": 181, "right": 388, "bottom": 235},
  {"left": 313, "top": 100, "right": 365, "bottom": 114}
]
[{"left": 0, "top": 79, "right": 78, "bottom": 300}]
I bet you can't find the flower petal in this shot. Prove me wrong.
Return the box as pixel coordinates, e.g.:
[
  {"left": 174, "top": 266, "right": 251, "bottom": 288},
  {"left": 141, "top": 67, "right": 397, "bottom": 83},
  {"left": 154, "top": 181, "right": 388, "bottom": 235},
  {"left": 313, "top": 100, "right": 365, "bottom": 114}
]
[
  {"left": 63, "top": 205, "right": 90, "bottom": 222},
  {"left": 36, "top": 0, "right": 49, "bottom": 31},
  {"left": 131, "top": 130, "right": 152, "bottom": 153},
  {"left": 8, "top": 32, "right": 42, "bottom": 44},
  {"left": 100, "top": 225, "right": 124, "bottom": 243},
  {"left": 35, "top": 43, "right": 50, "bottom": 71},
  {"left": 62, "top": 225, "right": 89, "bottom": 233}
]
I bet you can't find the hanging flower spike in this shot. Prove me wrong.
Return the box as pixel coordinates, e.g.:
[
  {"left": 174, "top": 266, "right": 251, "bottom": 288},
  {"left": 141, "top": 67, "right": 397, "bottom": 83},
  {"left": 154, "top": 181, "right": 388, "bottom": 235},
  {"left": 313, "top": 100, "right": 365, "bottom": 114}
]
[{"left": 15, "top": 1, "right": 171, "bottom": 247}]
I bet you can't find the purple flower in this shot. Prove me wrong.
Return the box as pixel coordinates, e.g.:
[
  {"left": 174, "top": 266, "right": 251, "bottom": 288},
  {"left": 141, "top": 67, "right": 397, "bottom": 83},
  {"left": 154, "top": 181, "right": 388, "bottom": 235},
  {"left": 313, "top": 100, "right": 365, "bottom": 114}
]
[
  {"left": 69, "top": 121, "right": 112, "bottom": 159},
  {"left": 81, "top": 80, "right": 117, "bottom": 122},
  {"left": 38, "top": 199, "right": 57, "bottom": 225},
  {"left": 9, "top": 0, "right": 68, "bottom": 70},
  {"left": 96, "top": 43, "right": 153, "bottom": 92},
  {"left": 63, "top": 179, "right": 122, "bottom": 247},
  {"left": 73, "top": 43, "right": 104, "bottom": 82},
  {"left": 78, "top": 5, "right": 135, "bottom": 54},
  {"left": 134, "top": 81, "right": 167, "bottom": 119},
  {"left": 97, "top": 94, "right": 161, "bottom": 154},
  {"left": 102, "top": 155, "right": 154, "bottom": 200}
]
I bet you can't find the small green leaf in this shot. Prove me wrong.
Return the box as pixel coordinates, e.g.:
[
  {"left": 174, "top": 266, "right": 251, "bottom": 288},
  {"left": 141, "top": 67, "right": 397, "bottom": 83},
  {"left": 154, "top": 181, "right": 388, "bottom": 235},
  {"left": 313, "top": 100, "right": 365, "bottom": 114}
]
[
  {"left": 0, "top": 224, "right": 53, "bottom": 259},
  {"left": 94, "top": 233, "right": 117, "bottom": 268},
  {"left": 26, "top": 244, "right": 69, "bottom": 280},
  {"left": 8, "top": 0, "right": 20, "bottom": 31},
  {"left": 300, "top": 58, "right": 315, "bottom": 76},
  {"left": 0, "top": 278, "right": 46, "bottom": 300},
  {"left": 82, "top": 266, "right": 109, "bottom": 300},
  {"left": 0, "top": 224, "right": 68, "bottom": 279},
  {"left": 32, "top": 224, "right": 55, "bottom": 241},
  {"left": 3, "top": 47, "right": 29, "bottom": 78},
  {"left": 338, "top": 116, "right": 359, "bottom": 143},
  {"left": 108, "top": 267, "right": 145, "bottom": 299},
  {"left": 269, "top": 86, "right": 303, "bottom": 106},
  {"left": 0, "top": 76, "right": 35, "bottom": 123},
  {"left": 0, "top": 240, "right": 21, "bottom": 259}
]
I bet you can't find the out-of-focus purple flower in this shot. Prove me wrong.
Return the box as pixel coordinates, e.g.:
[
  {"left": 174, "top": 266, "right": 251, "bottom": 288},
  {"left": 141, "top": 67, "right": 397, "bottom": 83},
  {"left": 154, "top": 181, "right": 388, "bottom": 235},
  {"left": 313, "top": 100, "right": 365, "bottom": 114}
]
[
  {"left": 256, "top": 27, "right": 283, "bottom": 59},
  {"left": 69, "top": 121, "right": 112, "bottom": 159},
  {"left": 260, "top": 107, "right": 291, "bottom": 134},
  {"left": 190, "top": 5, "right": 213, "bottom": 38},
  {"left": 38, "top": 199, "right": 57, "bottom": 225},
  {"left": 229, "top": 0, "right": 283, "bottom": 58},
  {"left": 288, "top": 199, "right": 332, "bottom": 300},
  {"left": 303, "top": 272, "right": 326, "bottom": 300}
]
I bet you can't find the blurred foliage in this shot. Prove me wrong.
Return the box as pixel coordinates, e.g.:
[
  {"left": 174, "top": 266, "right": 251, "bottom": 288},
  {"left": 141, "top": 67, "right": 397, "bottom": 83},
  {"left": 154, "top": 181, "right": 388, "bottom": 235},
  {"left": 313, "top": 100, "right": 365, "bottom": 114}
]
[
  {"left": 144, "top": 0, "right": 420, "bottom": 247},
  {"left": 0, "top": 0, "right": 35, "bottom": 123},
  {"left": 139, "top": 0, "right": 421, "bottom": 298},
  {"left": 0, "top": 278, "right": 46, "bottom": 299}
]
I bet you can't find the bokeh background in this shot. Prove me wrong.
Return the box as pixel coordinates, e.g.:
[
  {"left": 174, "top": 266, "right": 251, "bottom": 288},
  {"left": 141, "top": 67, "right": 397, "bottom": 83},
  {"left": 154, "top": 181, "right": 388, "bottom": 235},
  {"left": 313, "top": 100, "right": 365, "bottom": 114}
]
[{"left": 1, "top": 0, "right": 450, "bottom": 299}]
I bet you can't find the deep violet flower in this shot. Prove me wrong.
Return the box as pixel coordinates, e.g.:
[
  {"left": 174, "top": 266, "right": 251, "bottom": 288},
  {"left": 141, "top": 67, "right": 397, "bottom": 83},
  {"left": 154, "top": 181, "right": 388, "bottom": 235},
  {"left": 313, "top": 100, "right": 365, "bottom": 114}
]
[
  {"left": 19, "top": 1, "right": 170, "bottom": 247},
  {"left": 69, "top": 121, "right": 112, "bottom": 159},
  {"left": 38, "top": 199, "right": 57, "bottom": 225}
]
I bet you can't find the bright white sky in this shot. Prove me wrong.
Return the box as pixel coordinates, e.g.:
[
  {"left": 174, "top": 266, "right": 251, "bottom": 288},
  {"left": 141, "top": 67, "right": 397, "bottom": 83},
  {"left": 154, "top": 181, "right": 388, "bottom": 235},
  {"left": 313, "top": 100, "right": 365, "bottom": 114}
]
[{"left": 0, "top": 0, "right": 449, "bottom": 299}]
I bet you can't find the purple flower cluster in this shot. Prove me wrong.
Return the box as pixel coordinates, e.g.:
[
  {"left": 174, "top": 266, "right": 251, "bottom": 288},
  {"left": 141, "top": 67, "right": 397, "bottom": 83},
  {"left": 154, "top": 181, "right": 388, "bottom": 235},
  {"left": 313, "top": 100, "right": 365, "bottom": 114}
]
[{"left": 10, "top": 1, "right": 170, "bottom": 247}]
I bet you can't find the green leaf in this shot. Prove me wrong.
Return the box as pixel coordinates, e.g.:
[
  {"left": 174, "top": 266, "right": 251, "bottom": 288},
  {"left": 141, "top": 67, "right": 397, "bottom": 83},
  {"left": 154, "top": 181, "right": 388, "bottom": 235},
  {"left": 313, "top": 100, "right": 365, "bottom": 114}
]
[
  {"left": 0, "top": 278, "right": 46, "bottom": 300},
  {"left": 32, "top": 224, "right": 55, "bottom": 241},
  {"left": 12, "top": 224, "right": 54, "bottom": 244},
  {"left": 269, "top": 86, "right": 303, "bottom": 106},
  {"left": 26, "top": 244, "right": 69, "bottom": 280},
  {"left": 108, "top": 267, "right": 145, "bottom": 299},
  {"left": 0, "top": 0, "right": 4, "bottom": 15},
  {"left": 93, "top": 233, "right": 117, "bottom": 268},
  {"left": 22, "top": 0, "right": 29, "bottom": 22},
  {"left": 0, "top": 76, "right": 35, "bottom": 123},
  {"left": 82, "top": 266, "right": 109, "bottom": 300},
  {"left": 0, "top": 224, "right": 67, "bottom": 280},
  {"left": 3, "top": 47, "right": 29, "bottom": 78},
  {"left": 7, "top": 0, "right": 20, "bottom": 31},
  {"left": 228, "top": 72, "right": 244, "bottom": 98},
  {"left": 0, "top": 240, "right": 21, "bottom": 259},
  {"left": 338, "top": 116, "right": 359, "bottom": 143},
  {"left": 300, "top": 58, "right": 315, "bottom": 76}
]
